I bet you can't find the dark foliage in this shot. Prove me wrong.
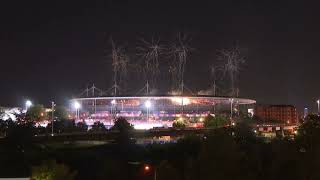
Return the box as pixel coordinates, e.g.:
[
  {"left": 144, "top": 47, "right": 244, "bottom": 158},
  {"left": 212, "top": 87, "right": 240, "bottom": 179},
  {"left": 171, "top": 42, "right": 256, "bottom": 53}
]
[
  {"left": 89, "top": 121, "right": 107, "bottom": 132},
  {"left": 1, "top": 116, "right": 320, "bottom": 180},
  {"left": 111, "top": 117, "right": 134, "bottom": 132}
]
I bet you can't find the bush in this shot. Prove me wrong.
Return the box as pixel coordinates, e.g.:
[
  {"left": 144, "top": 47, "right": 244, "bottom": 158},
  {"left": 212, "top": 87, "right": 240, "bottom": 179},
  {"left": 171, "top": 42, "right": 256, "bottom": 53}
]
[
  {"left": 25, "top": 104, "right": 46, "bottom": 123},
  {"left": 203, "top": 115, "right": 229, "bottom": 128},
  {"left": 31, "top": 160, "right": 77, "bottom": 180},
  {"left": 89, "top": 122, "right": 106, "bottom": 132},
  {"left": 172, "top": 118, "right": 187, "bottom": 128},
  {"left": 111, "top": 117, "right": 133, "bottom": 131}
]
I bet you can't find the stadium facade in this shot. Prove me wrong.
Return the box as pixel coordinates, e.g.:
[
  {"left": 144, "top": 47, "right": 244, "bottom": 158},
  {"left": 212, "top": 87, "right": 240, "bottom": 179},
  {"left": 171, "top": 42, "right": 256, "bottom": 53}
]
[{"left": 71, "top": 96, "right": 256, "bottom": 129}]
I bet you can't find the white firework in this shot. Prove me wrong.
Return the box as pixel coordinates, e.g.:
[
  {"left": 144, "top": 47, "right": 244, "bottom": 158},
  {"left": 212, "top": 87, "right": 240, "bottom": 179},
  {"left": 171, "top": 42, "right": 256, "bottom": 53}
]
[
  {"left": 109, "top": 38, "right": 129, "bottom": 95},
  {"left": 218, "top": 46, "right": 245, "bottom": 97},
  {"left": 137, "top": 37, "right": 164, "bottom": 89},
  {"left": 170, "top": 33, "right": 193, "bottom": 94}
]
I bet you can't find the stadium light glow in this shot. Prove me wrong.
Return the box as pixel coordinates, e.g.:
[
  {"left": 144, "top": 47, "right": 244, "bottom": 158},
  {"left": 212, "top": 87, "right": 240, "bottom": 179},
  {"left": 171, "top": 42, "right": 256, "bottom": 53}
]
[
  {"left": 145, "top": 100, "right": 152, "bottom": 108},
  {"left": 317, "top": 100, "right": 320, "bottom": 114},
  {"left": 111, "top": 99, "right": 116, "bottom": 105},
  {"left": 25, "top": 100, "right": 32, "bottom": 108},
  {"left": 171, "top": 97, "right": 191, "bottom": 105},
  {"left": 73, "top": 101, "right": 81, "bottom": 110}
]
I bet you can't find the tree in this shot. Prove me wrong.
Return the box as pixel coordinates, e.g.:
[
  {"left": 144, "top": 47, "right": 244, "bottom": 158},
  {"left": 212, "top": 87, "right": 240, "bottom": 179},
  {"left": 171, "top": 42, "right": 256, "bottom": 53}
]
[
  {"left": 172, "top": 118, "right": 187, "bottom": 128},
  {"left": 237, "top": 112, "right": 255, "bottom": 124},
  {"left": 194, "top": 130, "right": 246, "bottom": 180},
  {"left": 25, "top": 104, "right": 46, "bottom": 123},
  {"left": 97, "top": 158, "right": 128, "bottom": 180},
  {"left": 46, "top": 119, "right": 76, "bottom": 134},
  {"left": 89, "top": 122, "right": 106, "bottom": 132},
  {"left": 6, "top": 121, "right": 35, "bottom": 147},
  {"left": 54, "top": 106, "right": 68, "bottom": 121},
  {"left": 75, "top": 122, "right": 88, "bottom": 132},
  {"left": 203, "top": 115, "right": 229, "bottom": 128},
  {"left": 233, "top": 120, "right": 258, "bottom": 149},
  {"left": 157, "top": 160, "right": 181, "bottom": 180},
  {"left": 0, "top": 119, "right": 7, "bottom": 136},
  {"left": 111, "top": 117, "right": 134, "bottom": 146},
  {"left": 31, "top": 160, "right": 77, "bottom": 180},
  {"left": 296, "top": 114, "right": 320, "bottom": 152},
  {"left": 111, "top": 117, "right": 133, "bottom": 132}
]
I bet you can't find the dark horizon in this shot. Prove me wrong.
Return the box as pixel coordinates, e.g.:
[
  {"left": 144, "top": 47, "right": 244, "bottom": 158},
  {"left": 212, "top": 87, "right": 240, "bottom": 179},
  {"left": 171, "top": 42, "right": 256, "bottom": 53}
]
[{"left": 1, "top": 0, "right": 319, "bottom": 113}]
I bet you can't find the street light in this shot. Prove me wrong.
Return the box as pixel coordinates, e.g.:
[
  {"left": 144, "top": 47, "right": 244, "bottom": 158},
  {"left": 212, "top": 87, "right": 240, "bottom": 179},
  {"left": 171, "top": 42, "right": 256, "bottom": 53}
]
[
  {"left": 25, "top": 100, "right": 32, "bottom": 111},
  {"left": 73, "top": 101, "right": 81, "bottom": 120},
  {"left": 143, "top": 164, "right": 156, "bottom": 180},
  {"left": 145, "top": 100, "right": 152, "bottom": 121},
  {"left": 144, "top": 165, "right": 150, "bottom": 171},
  {"left": 317, "top": 100, "right": 320, "bottom": 115},
  {"left": 51, "top": 101, "right": 56, "bottom": 136},
  {"left": 230, "top": 98, "right": 234, "bottom": 120}
]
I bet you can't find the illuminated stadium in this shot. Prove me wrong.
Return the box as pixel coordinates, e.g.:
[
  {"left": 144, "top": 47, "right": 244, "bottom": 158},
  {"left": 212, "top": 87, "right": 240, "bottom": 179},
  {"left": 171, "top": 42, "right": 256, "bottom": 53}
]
[
  {"left": 71, "top": 95, "right": 256, "bottom": 129},
  {"left": 66, "top": 34, "right": 258, "bottom": 129}
]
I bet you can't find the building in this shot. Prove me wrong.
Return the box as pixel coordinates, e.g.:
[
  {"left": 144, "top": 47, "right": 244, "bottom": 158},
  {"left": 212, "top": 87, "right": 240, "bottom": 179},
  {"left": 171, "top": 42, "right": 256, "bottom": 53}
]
[
  {"left": 71, "top": 96, "right": 256, "bottom": 129},
  {"left": 254, "top": 104, "right": 298, "bottom": 124}
]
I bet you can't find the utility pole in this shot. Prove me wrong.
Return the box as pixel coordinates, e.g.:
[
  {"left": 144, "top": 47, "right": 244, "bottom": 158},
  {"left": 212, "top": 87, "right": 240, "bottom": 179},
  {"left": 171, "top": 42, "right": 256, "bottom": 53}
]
[
  {"left": 181, "top": 81, "right": 184, "bottom": 116},
  {"left": 51, "top": 101, "right": 55, "bottom": 136},
  {"left": 230, "top": 98, "right": 234, "bottom": 120},
  {"left": 317, "top": 100, "right": 320, "bottom": 115}
]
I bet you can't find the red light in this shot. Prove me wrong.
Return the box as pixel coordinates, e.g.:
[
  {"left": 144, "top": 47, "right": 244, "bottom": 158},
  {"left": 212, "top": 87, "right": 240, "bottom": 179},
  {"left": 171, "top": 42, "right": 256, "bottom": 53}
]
[{"left": 144, "top": 165, "right": 150, "bottom": 171}]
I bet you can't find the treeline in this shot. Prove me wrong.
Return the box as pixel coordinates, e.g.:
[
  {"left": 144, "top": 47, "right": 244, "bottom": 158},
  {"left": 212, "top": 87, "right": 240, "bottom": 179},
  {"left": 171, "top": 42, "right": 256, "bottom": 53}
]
[{"left": 0, "top": 115, "right": 320, "bottom": 179}]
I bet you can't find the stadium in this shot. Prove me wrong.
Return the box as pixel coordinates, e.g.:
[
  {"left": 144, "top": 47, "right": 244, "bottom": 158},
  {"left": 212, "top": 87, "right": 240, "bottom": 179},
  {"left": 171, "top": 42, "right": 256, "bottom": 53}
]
[{"left": 71, "top": 95, "right": 256, "bottom": 129}]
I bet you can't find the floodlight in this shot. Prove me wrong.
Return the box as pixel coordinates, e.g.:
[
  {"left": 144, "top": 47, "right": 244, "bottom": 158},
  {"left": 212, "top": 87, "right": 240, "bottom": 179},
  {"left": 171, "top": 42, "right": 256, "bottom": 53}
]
[
  {"left": 73, "top": 101, "right": 81, "bottom": 110},
  {"left": 145, "top": 100, "right": 151, "bottom": 108}
]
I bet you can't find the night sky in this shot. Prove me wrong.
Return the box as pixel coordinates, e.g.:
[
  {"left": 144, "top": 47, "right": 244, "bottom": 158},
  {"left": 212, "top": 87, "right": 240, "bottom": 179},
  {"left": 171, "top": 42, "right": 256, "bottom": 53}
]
[{"left": 0, "top": 0, "right": 319, "bottom": 112}]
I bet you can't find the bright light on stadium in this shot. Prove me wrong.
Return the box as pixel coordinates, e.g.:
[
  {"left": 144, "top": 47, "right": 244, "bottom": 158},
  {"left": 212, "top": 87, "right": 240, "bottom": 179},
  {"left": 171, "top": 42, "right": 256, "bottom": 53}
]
[
  {"left": 70, "top": 95, "right": 256, "bottom": 129},
  {"left": 111, "top": 99, "right": 116, "bottom": 105},
  {"left": 73, "top": 101, "right": 81, "bottom": 110},
  {"left": 145, "top": 100, "right": 152, "bottom": 108},
  {"left": 25, "top": 100, "right": 32, "bottom": 109},
  {"left": 171, "top": 97, "right": 191, "bottom": 105}
]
